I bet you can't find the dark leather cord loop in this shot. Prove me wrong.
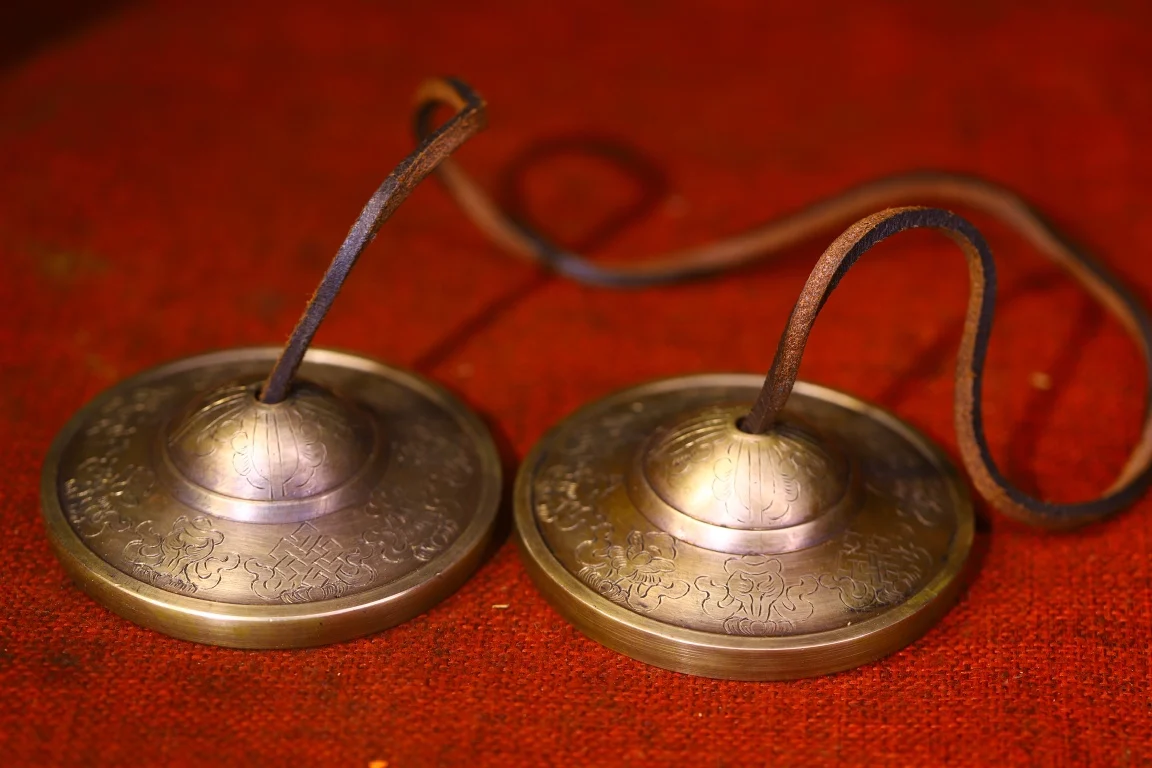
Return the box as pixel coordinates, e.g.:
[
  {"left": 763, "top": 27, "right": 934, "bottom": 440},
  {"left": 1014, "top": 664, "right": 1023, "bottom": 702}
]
[
  {"left": 741, "top": 207, "right": 1152, "bottom": 529},
  {"left": 259, "top": 77, "right": 487, "bottom": 403},
  {"left": 414, "top": 86, "right": 1152, "bottom": 529}
]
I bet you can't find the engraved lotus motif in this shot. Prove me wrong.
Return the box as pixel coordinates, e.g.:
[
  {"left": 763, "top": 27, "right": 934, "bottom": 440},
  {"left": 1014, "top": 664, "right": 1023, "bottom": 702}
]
[
  {"left": 166, "top": 381, "right": 375, "bottom": 502},
  {"left": 642, "top": 405, "right": 850, "bottom": 530},
  {"left": 124, "top": 515, "right": 240, "bottom": 594},
  {"left": 62, "top": 455, "right": 155, "bottom": 538},
  {"left": 533, "top": 423, "right": 622, "bottom": 534},
  {"left": 361, "top": 483, "right": 463, "bottom": 564},
  {"left": 82, "top": 386, "right": 176, "bottom": 454},
  {"left": 534, "top": 462, "right": 609, "bottom": 532},
  {"left": 576, "top": 531, "right": 690, "bottom": 612},
  {"left": 696, "top": 555, "right": 819, "bottom": 635}
]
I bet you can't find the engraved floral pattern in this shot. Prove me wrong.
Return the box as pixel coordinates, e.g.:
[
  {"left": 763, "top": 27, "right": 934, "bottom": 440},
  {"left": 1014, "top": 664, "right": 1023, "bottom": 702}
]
[
  {"left": 872, "top": 474, "right": 949, "bottom": 528},
  {"left": 576, "top": 531, "right": 690, "bottom": 612},
  {"left": 350, "top": 423, "right": 474, "bottom": 566},
  {"left": 124, "top": 515, "right": 240, "bottom": 594},
  {"left": 530, "top": 392, "right": 961, "bottom": 640},
  {"left": 391, "top": 424, "right": 475, "bottom": 488},
  {"left": 863, "top": 451, "right": 949, "bottom": 528},
  {"left": 62, "top": 386, "right": 174, "bottom": 538},
  {"left": 533, "top": 412, "right": 633, "bottom": 534},
  {"left": 361, "top": 484, "right": 462, "bottom": 564},
  {"left": 533, "top": 462, "right": 615, "bottom": 533},
  {"left": 696, "top": 555, "right": 819, "bottom": 635},
  {"left": 819, "top": 532, "right": 934, "bottom": 610},
  {"left": 82, "top": 386, "right": 175, "bottom": 455},
  {"left": 63, "top": 455, "right": 153, "bottom": 538}
]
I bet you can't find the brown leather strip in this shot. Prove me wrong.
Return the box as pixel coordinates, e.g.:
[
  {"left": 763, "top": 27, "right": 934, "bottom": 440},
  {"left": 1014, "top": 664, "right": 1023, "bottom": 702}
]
[
  {"left": 414, "top": 83, "right": 1152, "bottom": 529},
  {"left": 738, "top": 207, "right": 1145, "bottom": 530},
  {"left": 259, "top": 78, "right": 488, "bottom": 403}
]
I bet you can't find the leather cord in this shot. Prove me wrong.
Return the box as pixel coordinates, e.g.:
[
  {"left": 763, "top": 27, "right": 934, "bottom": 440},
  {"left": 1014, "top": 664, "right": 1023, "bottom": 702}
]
[
  {"left": 412, "top": 80, "right": 1152, "bottom": 529},
  {"left": 259, "top": 77, "right": 488, "bottom": 403},
  {"left": 741, "top": 207, "right": 1152, "bottom": 529}
]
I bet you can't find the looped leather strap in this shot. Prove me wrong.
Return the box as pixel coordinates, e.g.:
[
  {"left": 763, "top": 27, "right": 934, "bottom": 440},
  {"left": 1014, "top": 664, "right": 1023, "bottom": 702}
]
[
  {"left": 742, "top": 207, "right": 1152, "bottom": 529},
  {"left": 413, "top": 81, "right": 1152, "bottom": 529}
]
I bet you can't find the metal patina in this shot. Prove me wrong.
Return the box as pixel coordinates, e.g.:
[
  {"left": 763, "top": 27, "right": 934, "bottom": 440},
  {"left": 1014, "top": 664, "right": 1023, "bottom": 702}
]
[
  {"left": 42, "top": 348, "right": 500, "bottom": 648},
  {"left": 514, "top": 206, "right": 1149, "bottom": 680},
  {"left": 516, "top": 374, "right": 972, "bottom": 680},
  {"left": 39, "top": 76, "right": 1152, "bottom": 675},
  {"left": 40, "top": 79, "right": 500, "bottom": 648}
]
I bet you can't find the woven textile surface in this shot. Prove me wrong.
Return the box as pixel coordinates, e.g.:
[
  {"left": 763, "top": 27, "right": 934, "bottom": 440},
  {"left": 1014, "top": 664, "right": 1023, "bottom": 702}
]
[{"left": 1, "top": 2, "right": 1150, "bottom": 766}]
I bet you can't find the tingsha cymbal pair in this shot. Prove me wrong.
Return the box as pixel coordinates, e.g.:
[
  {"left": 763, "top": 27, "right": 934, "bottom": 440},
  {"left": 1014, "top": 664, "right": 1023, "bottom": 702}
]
[{"left": 42, "top": 79, "right": 1152, "bottom": 681}]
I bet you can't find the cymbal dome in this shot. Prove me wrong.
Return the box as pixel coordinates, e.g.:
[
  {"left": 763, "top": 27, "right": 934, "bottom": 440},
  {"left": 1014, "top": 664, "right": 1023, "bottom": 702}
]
[
  {"left": 165, "top": 380, "right": 376, "bottom": 504},
  {"left": 639, "top": 404, "right": 852, "bottom": 532}
]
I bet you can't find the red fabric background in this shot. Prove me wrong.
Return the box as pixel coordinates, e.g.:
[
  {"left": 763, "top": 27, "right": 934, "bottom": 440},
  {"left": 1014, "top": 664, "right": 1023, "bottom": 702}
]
[{"left": 2, "top": 2, "right": 1150, "bottom": 765}]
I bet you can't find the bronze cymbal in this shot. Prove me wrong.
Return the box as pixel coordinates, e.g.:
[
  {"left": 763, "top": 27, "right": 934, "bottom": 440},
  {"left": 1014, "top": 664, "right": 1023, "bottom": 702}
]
[
  {"left": 42, "top": 347, "right": 500, "bottom": 648},
  {"left": 516, "top": 206, "right": 1151, "bottom": 679},
  {"left": 516, "top": 374, "right": 972, "bottom": 680},
  {"left": 39, "top": 78, "right": 501, "bottom": 648}
]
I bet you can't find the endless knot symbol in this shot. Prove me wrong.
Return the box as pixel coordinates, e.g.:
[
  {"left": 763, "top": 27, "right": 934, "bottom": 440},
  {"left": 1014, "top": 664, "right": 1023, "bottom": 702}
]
[{"left": 245, "top": 522, "right": 375, "bottom": 603}]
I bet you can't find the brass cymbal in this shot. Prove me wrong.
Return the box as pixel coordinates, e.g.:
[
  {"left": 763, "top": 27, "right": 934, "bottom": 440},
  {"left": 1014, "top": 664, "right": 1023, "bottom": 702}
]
[
  {"left": 39, "top": 77, "right": 501, "bottom": 648},
  {"left": 514, "top": 203, "right": 1152, "bottom": 679},
  {"left": 515, "top": 374, "right": 973, "bottom": 681},
  {"left": 41, "top": 347, "right": 501, "bottom": 648}
]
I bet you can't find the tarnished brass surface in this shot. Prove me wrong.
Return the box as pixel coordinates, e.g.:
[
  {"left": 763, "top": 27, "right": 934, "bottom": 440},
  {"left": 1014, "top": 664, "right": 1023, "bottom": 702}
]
[
  {"left": 162, "top": 379, "right": 384, "bottom": 524},
  {"left": 38, "top": 78, "right": 500, "bottom": 648},
  {"left": 515, "top": 374, "right": 973, "bottom": 680},
  {"left": 631, "top": 404, "right": 861, "bottom": 555},
  {"left": 42, "top": 347, "right": 501, "bottom": 648}
]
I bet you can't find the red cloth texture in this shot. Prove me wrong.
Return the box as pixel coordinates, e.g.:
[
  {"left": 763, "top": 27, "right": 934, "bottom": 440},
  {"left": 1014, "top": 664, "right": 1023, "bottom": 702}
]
[{"left": 1, "top": 2, "right": 1150, "bottom": 766}]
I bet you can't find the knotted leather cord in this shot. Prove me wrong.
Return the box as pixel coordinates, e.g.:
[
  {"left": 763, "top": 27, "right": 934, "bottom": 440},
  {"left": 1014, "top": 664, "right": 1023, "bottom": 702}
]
[
  {"left": 259, "top": 78, "right": 488, "bottom": 403},
  {"left": 412, "top": 79, "right": 1152, "bottom": 529}
]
